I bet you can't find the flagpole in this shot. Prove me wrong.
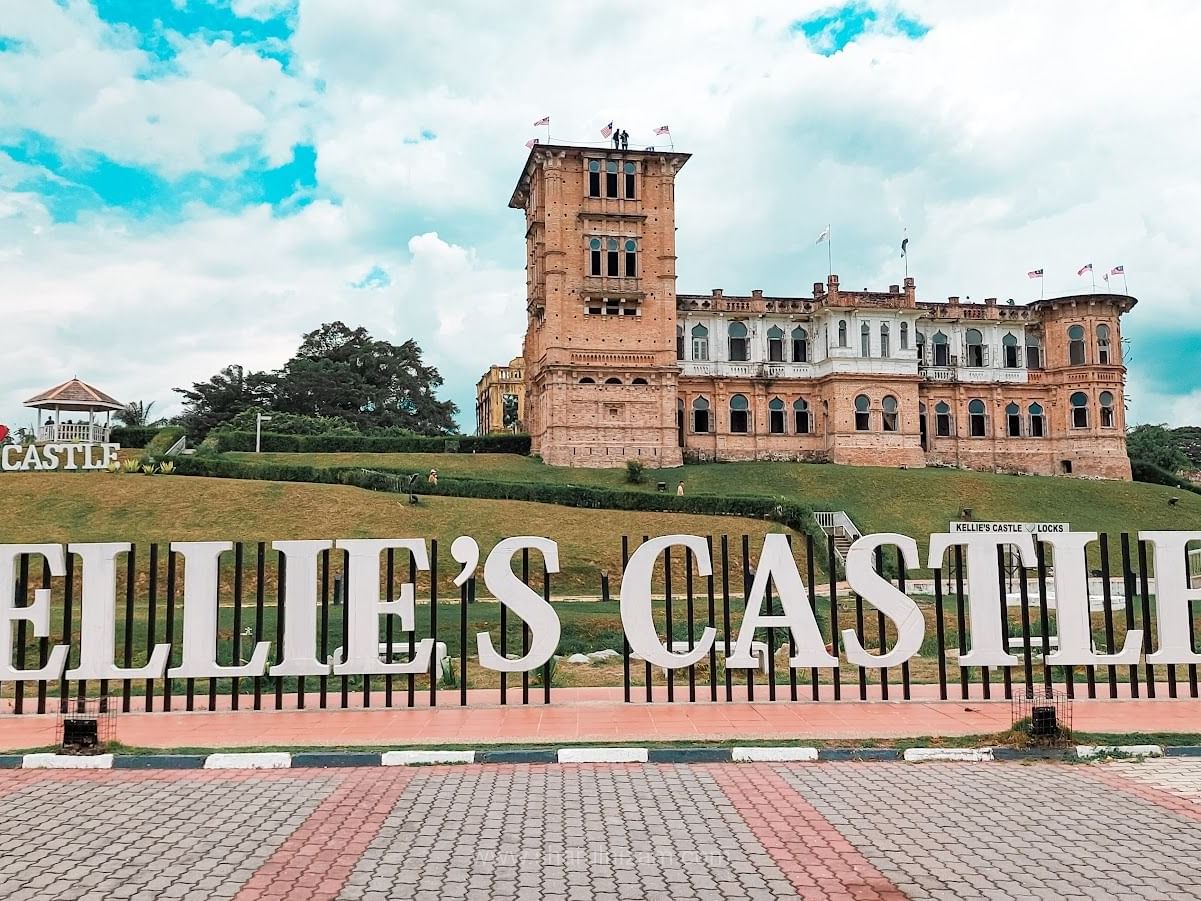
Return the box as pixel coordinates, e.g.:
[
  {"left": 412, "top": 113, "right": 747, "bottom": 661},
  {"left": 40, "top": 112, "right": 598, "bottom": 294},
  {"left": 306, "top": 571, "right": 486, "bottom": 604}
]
[
  {"left": 1091, "top": 268, "right": 1095, "bottom": 292},
  {"left": 827, "top": 224, "right": 832, "bottom": 280},
  {"left": 546, "top": 121, "right": 551, "bottom": 144},
  {"left": 903, "top": 227, "right": 908, "bottom": 280},
  {"left": 1122, "top": 272, "right": 1128, "bottom": 293}
]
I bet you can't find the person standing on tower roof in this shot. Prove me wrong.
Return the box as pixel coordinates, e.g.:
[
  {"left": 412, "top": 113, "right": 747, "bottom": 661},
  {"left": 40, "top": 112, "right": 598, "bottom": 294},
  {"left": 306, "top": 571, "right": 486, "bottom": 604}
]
[
  {"left": 620, "top": 129, "right": 629, "bottom": 150},
  {"left": 612, "top": 127, "right": 620, "bottom": 149}
]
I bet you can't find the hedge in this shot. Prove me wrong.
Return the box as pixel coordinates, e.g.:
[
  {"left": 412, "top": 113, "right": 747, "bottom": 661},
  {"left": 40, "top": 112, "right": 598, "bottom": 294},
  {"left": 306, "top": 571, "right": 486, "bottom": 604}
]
[
  {"left": 1131, "top": 459, "right": 1201, "bottom": 495},
  {"left": 207, "top": 431, "right": 532, "bottom": 455},
  {"left": 109, "top": 427, "right": 157, "bottom": 448},
  {"left": 171, "top": 456, "right": 836, "bottom": 576},
  {"left": 144, "top": 426, "right": 187, "bottom": 457}
]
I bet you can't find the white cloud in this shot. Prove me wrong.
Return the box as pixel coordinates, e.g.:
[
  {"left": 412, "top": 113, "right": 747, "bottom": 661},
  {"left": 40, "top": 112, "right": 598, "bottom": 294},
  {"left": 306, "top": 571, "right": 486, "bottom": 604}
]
[{"left": 229, "top": 0, "right": 295, "bottom": 22}]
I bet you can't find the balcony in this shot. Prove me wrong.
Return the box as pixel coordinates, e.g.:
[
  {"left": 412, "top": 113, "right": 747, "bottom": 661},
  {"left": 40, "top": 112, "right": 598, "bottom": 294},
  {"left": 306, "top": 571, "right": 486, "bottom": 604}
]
[
  {"left": 37, "top": 423, "right": 111, "bottom": 443},
  {"left": 919, "top": 366, "right": 1029, "bottom": 384},
  {"left": 678, "top": 361, "right": 814, "bottom": 379}
]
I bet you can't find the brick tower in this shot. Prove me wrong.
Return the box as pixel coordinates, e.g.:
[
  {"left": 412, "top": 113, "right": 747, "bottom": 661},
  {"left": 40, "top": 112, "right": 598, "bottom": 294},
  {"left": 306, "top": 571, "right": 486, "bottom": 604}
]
[{"left": 509, "top": 145, "right": 690, "bottom": 467}]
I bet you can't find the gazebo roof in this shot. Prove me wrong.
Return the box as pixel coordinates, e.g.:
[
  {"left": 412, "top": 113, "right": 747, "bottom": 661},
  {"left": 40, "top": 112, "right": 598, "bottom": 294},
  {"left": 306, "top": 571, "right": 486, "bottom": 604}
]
[{"left": 24, "top": 378, "right": 124, "bottom": 412}]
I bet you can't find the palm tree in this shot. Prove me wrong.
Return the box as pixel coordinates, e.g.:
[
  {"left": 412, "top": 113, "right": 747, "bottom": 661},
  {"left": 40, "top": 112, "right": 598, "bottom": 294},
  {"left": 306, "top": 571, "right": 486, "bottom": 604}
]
[{"left": 115, "top": 400, "right": 157, "bottom": 428}]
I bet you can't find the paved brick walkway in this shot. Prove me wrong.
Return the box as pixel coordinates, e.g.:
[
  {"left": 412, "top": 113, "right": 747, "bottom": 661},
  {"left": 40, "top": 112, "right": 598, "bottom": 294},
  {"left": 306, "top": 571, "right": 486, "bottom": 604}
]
[{"left": 3, "top": 760, "right": 1201, "bottom": 900}]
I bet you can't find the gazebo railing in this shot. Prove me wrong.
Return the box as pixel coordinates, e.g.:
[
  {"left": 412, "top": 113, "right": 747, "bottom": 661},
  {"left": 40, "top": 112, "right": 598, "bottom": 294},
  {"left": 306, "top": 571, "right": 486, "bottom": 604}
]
[{"left": 36, "top": 423, "right": 110, "bottom": 444}]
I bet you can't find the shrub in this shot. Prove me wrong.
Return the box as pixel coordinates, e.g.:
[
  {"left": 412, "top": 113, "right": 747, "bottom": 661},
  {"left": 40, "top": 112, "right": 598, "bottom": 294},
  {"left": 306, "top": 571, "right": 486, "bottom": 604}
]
[
  {"left": 1131, "top": 460, "right": 1201, "bottom": 495},
  {"left": 206, "top": 431, "right": 532, "bottom": 455},
  {"left": 144, "top": 427, "right": 186, "bottom": 457},
  {"left": 220, "top": 409, "right": 359, "bottom": 436},
  {"left": 109, "top": 426, "right": 157, "bottom": 448},
  {"left": 625, "top": 460, "right": 645, "bottom": 484}
]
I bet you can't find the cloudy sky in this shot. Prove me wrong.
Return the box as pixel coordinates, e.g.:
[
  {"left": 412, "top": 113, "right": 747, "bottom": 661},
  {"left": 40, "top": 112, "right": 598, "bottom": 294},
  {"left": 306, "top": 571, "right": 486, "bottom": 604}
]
[{"left": 1, "top": 0, "right": 1198, "bottom": 432}]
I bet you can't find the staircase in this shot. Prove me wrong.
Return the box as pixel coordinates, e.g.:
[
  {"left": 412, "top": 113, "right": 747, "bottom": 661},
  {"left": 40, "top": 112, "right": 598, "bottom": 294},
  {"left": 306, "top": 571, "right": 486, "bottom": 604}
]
[{"left": 813, "top": 511, "right": 862, "bottom": 564}]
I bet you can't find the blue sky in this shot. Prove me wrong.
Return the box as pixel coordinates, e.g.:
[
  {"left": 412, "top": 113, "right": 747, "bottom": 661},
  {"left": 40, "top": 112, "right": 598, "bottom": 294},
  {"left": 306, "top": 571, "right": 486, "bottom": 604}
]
[{"left": 0, "top": 0, "right": 1198, "bottom": 432}]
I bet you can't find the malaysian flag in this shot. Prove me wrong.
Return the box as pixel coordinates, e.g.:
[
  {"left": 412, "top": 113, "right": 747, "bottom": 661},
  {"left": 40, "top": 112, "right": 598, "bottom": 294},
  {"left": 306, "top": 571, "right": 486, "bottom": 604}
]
[
  {"left": 1110, "top": 265, "right": 1125, "bottom": 275},
  {"left": 600, "top": 121, "right": 614, "bottom": 138},
  {"left": 654, "top": 125, "right": 670, "bottom": 136},
  {"left": 533, "top": 116, "right": 550, "bottom": 127},
  {"left": 816, "top": 225, "right": 830, "bottom": 245},
  {"left": 1027, "top": 269, "right": 1044, "bottom": 279},
  {"left": 1077, "top": 263, "right": 1092, "bottom": 276},
  {"left": 524, "top": 138, "right": 539, "bottom": 149}
]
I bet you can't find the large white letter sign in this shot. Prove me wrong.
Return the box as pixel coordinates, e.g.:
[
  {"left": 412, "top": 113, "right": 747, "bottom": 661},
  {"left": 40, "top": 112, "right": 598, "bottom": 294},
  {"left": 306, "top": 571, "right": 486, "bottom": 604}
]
[
  {"left": 843, "top": 534, "right": 924, "bottom": 668},
  {"left": 477, "top": 537, "right": 563, "bottom": 672},
  {"left": 928, "top": 532, "right": 1032, "bottom": 668},
  {"left": 1041, "top": 532, "right": 1142, "bottom": 666},
  {"left": 268, "top": 540, "right": 334, "bottom": 677},
  {"left": 169, "top": 542, "right": 272, "bottom": 679},
  {"left": 333, "top": 539, "right": 434, "bottom": 675},
  {"left": 0, "top": 545, "right": 69, "bottom": 681},
  {"left": 67, "top": 543, "right": 170, "bottom": 680},
  {"left": 620, "top": 535, "right": 717, "bottom": 669},
  {"left": 728, "top": 534, "right": 836, "bottom": 669},
  {"left": 1142, "top": 531, "right": 1201, "bottom": 666}
]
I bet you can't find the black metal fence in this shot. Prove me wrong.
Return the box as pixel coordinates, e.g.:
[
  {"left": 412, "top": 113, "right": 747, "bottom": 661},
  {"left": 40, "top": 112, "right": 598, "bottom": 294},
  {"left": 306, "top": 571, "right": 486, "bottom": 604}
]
[{"left": 2, "top": 532, "right": 1198, "bottom": 714}]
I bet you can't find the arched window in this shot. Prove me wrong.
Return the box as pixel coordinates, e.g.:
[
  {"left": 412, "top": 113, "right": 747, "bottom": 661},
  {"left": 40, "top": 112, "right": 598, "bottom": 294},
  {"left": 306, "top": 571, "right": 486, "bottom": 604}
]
[
  {"left": 1068, "top": 325, "right": 1086, "bottom": 365},
  {"left": 916, "top": 330, "right": 926, "bottom": 365},
  {"left": 676, "top": 324, "right": 684, "bottom": 360},
  {"left": 965, "top": 329, "right": 985, "bottom": 367},
  {"left": 623, "top": 239, "right": 637, "bottom": 277},
  {"left": 838, "top": 320, "right": 848, "bottom": 347},
  {"left": 1097, "top": 324, "right": 1112, "bottom": 364},
  {"left": 1002, "top": 333, "right": 1020, "bottom": 368},
  {"left": 605, "top": 237, "right": 620, "bottom": 276},
  {"left": 794, "top": 398, "right": 811, "bottom": 434},
  {"left": 1070, "top": 391, "right": 1089, "bottom": 428},
  {"left": 730, "top": 394, "right": 749, "bottom": 433},
  {"left": 579, "top": 377, "right": 596, "bottom": 384},
  {"left": 880, "top": 323, "right": 891, "bottom": 358},
  {"left": 604, "top": 377, "right": 622, "bottom": 385},
  {"left": 1029, "top": 403, "right": 1045, "bottom": 437},
  {"left": 900, "top": 322, "right": 909, "bottom": 351},
  {"left": 861, "top": 323, "right": 871, "bottom": 357},
  {"left": 631, "top": 377, "right": 648, "bottom": 385},
  {"left": 691, "top": 324, "right": 709, "bottom": 361},
  {"left": 854, "top": 394, "right": 871, "bottom": 431},
  {"left": 932, "top": 331, "right": 950, "bottom": 366},
  {"left": 587, "top": 159, "right": 601, "bottom": 197},
  {"left": 623, "top": 161, "right": 636, "bottom": 199},
  {"left": 792, "top": 327, "right": 808, "bottom": 363},
  {"left": 1100, "top": 390, "right": 1115, "bottom": 427},
  {"left": 935, "top": 401, "right": 952, "bottom": 437},
  {"left": 605, "top": 160, "right": 619, "bottom": 198},
  {"left": 1005, "top": 402, "right": 1021, "bottom": 437},
  {"left": 767, "top": 326, "right": 784, "bottom": 363},
  {"left": 769, "top": 398, "right": 786, "bottom": 434},
  {"left": 692, "top": 396, "right": 710, "bottom": 433},
  {"left": 968, "top": 399, "right": 987, "bottom": 437},
  {"left": 882, "top": 395, "right": 898, "bottom": 432},
  {"left": 728, "top": 321, "right": 749, "bottom": 361},
  {"left": 1026, "top": 334, "right": 1043, "bottom": 369},
  {"left": 588, "top": 237, "right": 602, "bottom": 276}
]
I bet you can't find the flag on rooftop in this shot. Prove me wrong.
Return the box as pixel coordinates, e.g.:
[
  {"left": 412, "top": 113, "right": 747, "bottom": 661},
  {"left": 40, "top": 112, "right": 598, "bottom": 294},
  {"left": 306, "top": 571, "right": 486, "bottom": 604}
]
[
  {"left": 600, "top": 121, "right": 614, "bottom": 138},
  {"left": 1110, "top": 265, "right": 1125, "bottom": 275},
  {"left": 816, "top": 225, "right": 830, "bottom": 245},
  {"left": 533, "top": 116, "right": 550, "bottom": 127},
  {"left": 654, "top": 125, "right": 670, "bottom": 135},
  {"left": 901, "top": 237, "right": 909, "bottom": 258},
  {"left": 1027, "top": 269, "right": 1044, "bottom": 279},
  {"left": 1077, "top": 263, "right": 1092, "bottom": 276},
  {"left": 524, "top": 138, "right": 539, "bottom": 149}
]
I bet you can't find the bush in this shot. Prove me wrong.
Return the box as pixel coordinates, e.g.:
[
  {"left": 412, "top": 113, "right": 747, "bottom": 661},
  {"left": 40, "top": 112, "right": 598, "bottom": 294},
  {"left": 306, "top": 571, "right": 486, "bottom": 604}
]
[
  {"left": 109, "top": 426, "right": 157, "bottom": 448},
  {"left": 625, "top": 460, "right": 645, "bottom": 484},
  {"left": 1131, "top": 460, "right": 1201, "bottom": 494},
  {"left": 206, "top": 431, "right": 532, "bottom": 455},
  {"left": 144, "top": 426, "right": 187, "bottom": 457},
  {"left": 220, "top": 409, "right": 360, "bottom": 436}
]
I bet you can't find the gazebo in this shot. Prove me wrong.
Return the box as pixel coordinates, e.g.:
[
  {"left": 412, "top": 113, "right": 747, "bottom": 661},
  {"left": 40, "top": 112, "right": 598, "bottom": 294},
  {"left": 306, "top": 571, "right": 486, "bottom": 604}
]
[{"left": 24, "top": 378, "right": 124, "bottom": 444}]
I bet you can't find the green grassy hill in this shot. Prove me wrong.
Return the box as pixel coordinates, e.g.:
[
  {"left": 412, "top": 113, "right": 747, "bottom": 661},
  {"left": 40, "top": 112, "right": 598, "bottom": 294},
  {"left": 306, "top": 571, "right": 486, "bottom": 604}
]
[{"left": 227, "top": 452, "right": 1201, "bottom": 542}]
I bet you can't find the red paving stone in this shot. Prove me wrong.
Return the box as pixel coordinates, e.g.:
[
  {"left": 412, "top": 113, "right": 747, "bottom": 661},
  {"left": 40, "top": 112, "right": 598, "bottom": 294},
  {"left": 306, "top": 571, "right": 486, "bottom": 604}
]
[
  {"left": 233, "top": 768, "right": 412, "bottom": 901},
  {"left": 3, "top": 689, "right": 1200, "bottom": 750},
  {"left": 708, "top": 763, "right": 905, "bottom": 901},
  {"left": 1078, "top": 766, "right": 1201, "bottom": 825}
]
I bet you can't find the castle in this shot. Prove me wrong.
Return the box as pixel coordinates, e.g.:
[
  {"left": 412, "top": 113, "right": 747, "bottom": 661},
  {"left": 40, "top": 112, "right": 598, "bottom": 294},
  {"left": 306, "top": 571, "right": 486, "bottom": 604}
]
[{"left": 500, "top": 144, "right": 1134, "bottom": 479}]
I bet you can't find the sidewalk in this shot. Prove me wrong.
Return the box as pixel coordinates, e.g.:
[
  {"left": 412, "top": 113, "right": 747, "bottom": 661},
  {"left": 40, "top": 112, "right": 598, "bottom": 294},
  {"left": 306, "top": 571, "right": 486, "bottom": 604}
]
[{"left": 2, "top": 687, "right": 1199, "bottom": 751}]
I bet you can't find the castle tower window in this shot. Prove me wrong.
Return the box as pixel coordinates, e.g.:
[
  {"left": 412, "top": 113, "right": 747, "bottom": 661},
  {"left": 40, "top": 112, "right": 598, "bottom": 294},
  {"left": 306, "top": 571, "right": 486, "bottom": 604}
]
[
  {"left": 1097, "top": 324, "right": 1112, "bottom": 364},
  {"left": 854, "top": 394, "right": 871, "bottom": 431},
  {"left": 935, "top": 401, "right": 952, "bottom": 437},
  {"left": 692, "top": 396, "right": 710, "bottom": 433},
  {"left": 932, "top": 331, "right": 949, "bottom": 366},
  {"left": 589, "top": 238, "right": 602, "bottom": 276},
  {"left": 728, "top": 322, "right": 749, "bottom": 362},
  {"left": 882, "top": 395, "right": 899, "bottom": 432},
  {"left": 861, "top": 323, "right": 871, "bottom": 357},
  {"left": 623, "top": 162, "right": 636, "bottom": 199},
  {"left": 880, "top": 323, "right": 891, "bottom": 358},
  {"left": 624, "top": 239, "right": 637, "bottom": 277},
  {"left": 1006, "top": 402, "right": 1022, "bottom": 437},
  {"left": 1068, "top": 325, "right": 1086, "bottom": 365},
  {"left": 1003, "top": 333, "right": 1020, "bottom": 368},
  {"left": 1026, "top": 335, "right": 1043, "bottom": 370},
  {"left": 916, "top": 331, "right": 926, "bottom": 365},
  {"left": 791, "top": 327, "right": 808, "bottom": 363},
  {"left": 1070, "top": 391, "right": 1089, "bottom": 428},
  {"left": 1100, "top": 391, "right": 1115, "bottom": 427},
  {"left": 767, "top": 326, "right": 785, "bottom": 363},
  {"left": 676, "top": 325, "right": 684, "bottom": 360},
  {"left": 769, "top": 397, "right": 786, "bottom": 434},
  {"left": 605, "top": 160, "right": 619, "bottom": 198},
  {"left": 605, "top": 377, "right": 622, "bottom": 385},
  {"left": 588, "top": 159, "right": 601, "bottom": 197},
  {"left": 965, "top": 329, "right": 986, "bottom": 367},
  {"left": 794, "top": 398, "right": 811, "bottom": 434},
  {"left": 1029, "top": 402, "right": 1046, "bottom": 437},
  {"left": 838, "top": 320, "right": 848, "bottom": 347},
  {"left": 968, "top": 399, "right": 987, "bottom": 437},
  {"left": 606, "top": 238, "right": 620, "bottom": 276},
  {"left": 730, "top": 394, "right": 750, "bottom": 433},
  {"left": 900, "top": 322, "right": 909, "bottom": 351},
  {"left": 691, "top": 324, "right": 710, "bottom": 361}
]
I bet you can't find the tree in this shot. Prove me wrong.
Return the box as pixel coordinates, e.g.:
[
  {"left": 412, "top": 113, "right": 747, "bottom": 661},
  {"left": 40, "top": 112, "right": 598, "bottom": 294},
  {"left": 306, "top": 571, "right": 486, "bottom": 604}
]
[
  {"left": 114, "top": 400, "right": 164, "bottom": 428},
  {"left": 1127, "top": 424, "right": 1190, "bottom": 473},
  {"left": 502, "top": 394, "right": 520, "bottom": 431},
  {"left": 174, "top": 365, "right": 275, "bottom": 438}
]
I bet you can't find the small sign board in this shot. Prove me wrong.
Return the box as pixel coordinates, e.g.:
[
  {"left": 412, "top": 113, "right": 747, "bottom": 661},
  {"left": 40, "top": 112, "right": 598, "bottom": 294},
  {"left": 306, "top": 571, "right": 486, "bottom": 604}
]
[{"left": 949, "top": 521, "right": 1069, "bottom": 535}]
